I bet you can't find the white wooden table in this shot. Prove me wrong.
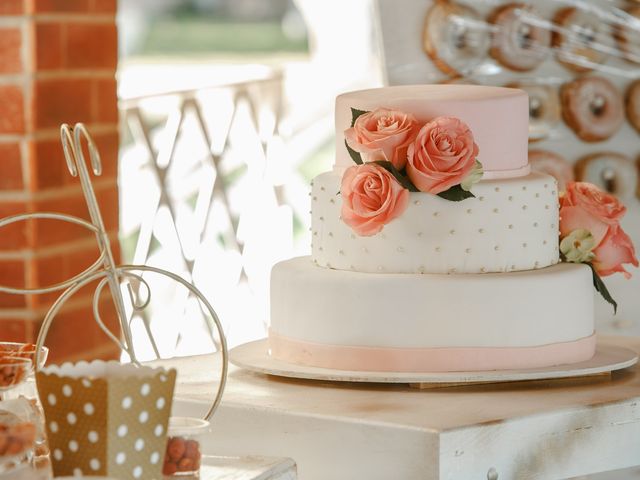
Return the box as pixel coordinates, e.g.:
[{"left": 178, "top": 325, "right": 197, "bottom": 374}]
[
  {"left": 162, "top": 335, "right": 640, "bottom": 480},
  {"left": 198, "top": 456, "right": 296, "bottom": 480},
  {"left": 51, "top": 456, "right": 296, "bottom": 480}
]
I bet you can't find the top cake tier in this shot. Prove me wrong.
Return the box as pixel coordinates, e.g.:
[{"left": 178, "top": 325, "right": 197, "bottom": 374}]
[{"left": 334, "top": 85, "right": 529, "bottom": 177}]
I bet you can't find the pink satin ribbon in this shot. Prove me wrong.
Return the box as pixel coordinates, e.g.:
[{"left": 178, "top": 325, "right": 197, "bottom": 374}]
[{"left": 268, "top": 332, "right": 597, "bottom": 372}]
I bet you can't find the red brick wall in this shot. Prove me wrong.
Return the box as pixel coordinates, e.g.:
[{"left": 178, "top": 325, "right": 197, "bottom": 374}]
[{"left": 0, "top": 0, "right": 120, "bottom": 362}]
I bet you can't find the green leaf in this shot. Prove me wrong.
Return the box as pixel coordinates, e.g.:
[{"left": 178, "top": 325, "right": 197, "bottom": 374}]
[
  {"left": 437, "top": 184, "right": 476, "bottom": 202},
  {"left": 587, "top": 263, "right": 618, "bottom": 314},
  {"left": 372, "top": 161, "right": 419, "bottom": 192},
  {"left": 350, "top": 107, "right": 368, "bottom": 127},
  {"left": 345, "top": 140, "right": 363, "bottom": 165}
]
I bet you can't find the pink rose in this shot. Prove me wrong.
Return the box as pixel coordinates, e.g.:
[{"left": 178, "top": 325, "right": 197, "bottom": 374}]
[
  {"left": 559, "top": 182, "right": 638, "bottom": 278},
  {"left": 592, "top": 225, "right": 639, "bottom": 278},
  {"left": 406, "top": 116, "right": 479, "bottom": 195},
  {"left": 344, "top": 108, "right": 418, "bottom": 169},
  {"left": 341, "top": 163, "right": 409, "bottom": 236},
  {"left": 560, "top": 182, "right": 627, "bottom": 246}
]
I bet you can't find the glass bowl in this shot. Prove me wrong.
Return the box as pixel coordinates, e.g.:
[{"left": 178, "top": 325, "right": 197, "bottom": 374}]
[
  {"left": 162, "top": 417, "right": 210, "bottom": 477},
  {"left": 0, "top": 359, "right": 31, "bottom": 393},
  {"left": 0, "top": 406, "right": 37, "bottom": 475},
  {"left": 0, "top": 343, "right": 49, "bottom": 374}
]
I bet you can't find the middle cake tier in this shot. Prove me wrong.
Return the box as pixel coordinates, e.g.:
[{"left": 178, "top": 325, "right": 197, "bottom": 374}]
[{"left": 312, "top": 170, "right": 560, "bottom": 274}]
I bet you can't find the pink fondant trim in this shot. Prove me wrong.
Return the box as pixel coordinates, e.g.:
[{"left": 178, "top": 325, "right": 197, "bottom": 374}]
[
  {"left": 481, "top": 164, "right": 531, "bottom": 180},
  {"left": 268, "top": 332, "right": 597, "bottom": 372}
]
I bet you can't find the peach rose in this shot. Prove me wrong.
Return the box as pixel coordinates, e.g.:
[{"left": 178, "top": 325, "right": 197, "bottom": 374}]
[
  {"left": 406, "top": 116, "right": 479, "bottom": 195},
  {"left": 344, "top": 108, "right": 418, "bottom": 169},
  {"left": 341, "top": 163, "right": 409, "bottom": 236},
  {"left": 560, "top": 182, "right": 637, "bottom": 278},
  {"left": 560, "top": 182, "right": 627, "bottom": 246},
  {"left": 592, "top": 225, "right": 639, "bottom": 278}
]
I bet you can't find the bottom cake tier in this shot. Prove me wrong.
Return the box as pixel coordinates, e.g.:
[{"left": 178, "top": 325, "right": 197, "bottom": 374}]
[{"left": 269, "top": 257, "right": 596, "bottom": 372}]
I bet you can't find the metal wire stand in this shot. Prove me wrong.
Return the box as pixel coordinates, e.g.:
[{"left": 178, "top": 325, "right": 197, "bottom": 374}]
[{"left": 0, "top": 123, "right": 227, "bottom": 421}]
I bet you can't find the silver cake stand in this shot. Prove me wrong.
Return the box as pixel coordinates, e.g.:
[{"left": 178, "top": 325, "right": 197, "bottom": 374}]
[{"left": 230, "top": 338, "right": 638, "bottom": 387}]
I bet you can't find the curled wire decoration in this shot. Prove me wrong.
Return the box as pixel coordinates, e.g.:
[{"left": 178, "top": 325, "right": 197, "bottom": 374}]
[
  {"left": 61, "top": 123, "right": 138, "bottom": 359},
  {"left": 0, "top": 123, "right": 229, "bottom": 422},
  {"left": 34, "top": 265, "right": 228, "bottom": 421},
  {"left": 0, "top": 213, "right": 106, "bottom": 295}
]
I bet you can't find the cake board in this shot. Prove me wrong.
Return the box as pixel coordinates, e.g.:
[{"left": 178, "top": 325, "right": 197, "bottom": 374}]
[{"left": 229, "top": 338, "right": 638, "bottom": 388}]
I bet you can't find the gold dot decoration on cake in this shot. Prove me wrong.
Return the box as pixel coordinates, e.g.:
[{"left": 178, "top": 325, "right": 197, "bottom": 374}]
[
  {"left": 522, "top": 205, "right": 528, "bottom": 210},
  {"left": 397, "top": 246, "right": 405, "bottom": 253},
  {"left": 523, "top": 242, "right": 528, "bottom": 248},
  {"left": 533, "top": 222, "right": 538, "bottom": 227},
  {"left": 535, "top": 193, "right": 540, "bottom": 198},
  {"left": 522, "top": 186, "right": 527, "bottom": 191},
  {"left": 494, "top": 245, "right": 500, "bottom": 251},
  {"left": 465, "top": 248, "right": 471, "bottom": 254},
  {"left": 319, "top": 216, "right": 324, "bottom": 221},
  {"left": 508, "top": 224, "right": 513, "bottom": 229},
  {"left": 329, "top": 198, "right": 335, "bottom": 204},
  {"left": 544, "top": 183, "right": 548, "bottom": 188},
  {"left": 478, "top": 228, "right": 485, "bottom": 233},
  {"left": 449, "top": 229, "right": 456, "bottom": 235},
  {"left": 479, "top": 196, "right": 485, "bottom": 201},
  {"left": 435, "top": 246, "right": 441, "bottom": 252},
  {"left": 466, "top": 208, "right": 472, "bottom": 214},
  {"left": 493, "top": 208, "right": 499, "bottom": 213},
  {"left": 338, "top": 249, "right": 344, "bottom": 256},
  {"left": 480, "top": 267, "right": 487, "bottom": 273},
  {"left": 433, "top": 211, "right": 439, "bottom": 217},
  {"left": 328, "top": 232, "right": 333, "bottom": 237},
  {"left": 320, "top": 186, "right": 325, "bottom": 191},
  {"left": 312, "top": 196, "right": 317, "bottom": 201},
  {"left": 494, "top": 187, "right": 500, "bottom": 192},
  {"left": 414, "top": 200, "right": 421, "bottom": 206},
  {"left": 508, "top": 195, "right": 513, "bottom": 201},
  {"left": 350, "top": 234, "right": 356, "bottom": 240},
  {"left": 361, "top": 247, "right": 368, "bottom": 253}
]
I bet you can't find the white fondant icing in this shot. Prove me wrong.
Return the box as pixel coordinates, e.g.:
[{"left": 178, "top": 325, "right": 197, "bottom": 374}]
[
  {"left": 312, "top": 171, "right": 560, "bottom": 274},
  {"left": 270, "top": 257, "right": 594, "bottom": 349}
]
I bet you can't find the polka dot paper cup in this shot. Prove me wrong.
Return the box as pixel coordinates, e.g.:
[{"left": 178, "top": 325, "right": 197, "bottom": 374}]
[{"left": 35, "top": 360, "right": 176, "bottom": 480}]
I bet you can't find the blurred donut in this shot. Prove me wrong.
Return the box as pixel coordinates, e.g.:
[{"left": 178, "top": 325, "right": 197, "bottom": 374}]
[
  {"left": 561, "top": 77, "right": 624, "bottom": 142},
  {"left": 626, "top": 80, "right": 640, "bottom": 133},
  {"left": 615, "top": 6, "right": 640, "bottom": 64},
  {"left": 552, "top": 7, "right": 609, "bottom": 72},
  {"left": 529, "top": 150, "right": 574, "bottom": 192},
  {"left": 509, "top": 83, "right": 561, "bottom": 141},
  {"left": 575, "top": 152, "right": 638, "bottom": 200},
  {"left": 423, "top": 2, "right": 490, "bottom": 77},
  {"left": 489, "top": 4, "right": 550, "bottom": 72}
]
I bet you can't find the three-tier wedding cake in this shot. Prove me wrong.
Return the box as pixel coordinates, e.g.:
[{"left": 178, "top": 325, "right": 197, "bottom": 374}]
[{"left": 268, "top": 85, "right": 636, "bottom": 373}]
